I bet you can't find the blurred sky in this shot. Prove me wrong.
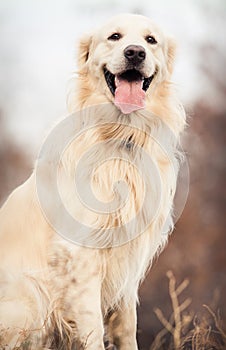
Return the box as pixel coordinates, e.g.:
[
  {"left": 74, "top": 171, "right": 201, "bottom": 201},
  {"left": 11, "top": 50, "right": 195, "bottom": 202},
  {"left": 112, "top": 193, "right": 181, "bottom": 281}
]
[{"left": 0, "top": 0, "right": 225, "bottom": 152}]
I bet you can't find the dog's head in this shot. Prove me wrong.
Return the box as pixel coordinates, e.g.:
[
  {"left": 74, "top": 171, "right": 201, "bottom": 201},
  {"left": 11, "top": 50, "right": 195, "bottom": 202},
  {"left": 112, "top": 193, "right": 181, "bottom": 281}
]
[{"left": 77, "top": 14, "right": 176, "bottom": 114}]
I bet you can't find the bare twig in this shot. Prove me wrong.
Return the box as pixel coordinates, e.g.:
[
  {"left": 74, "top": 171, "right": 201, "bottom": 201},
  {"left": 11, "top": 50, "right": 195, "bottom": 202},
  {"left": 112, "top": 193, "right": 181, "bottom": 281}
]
[
  {"left": 203, "top": 304, "right": 226, "bottom": 339},
  {"left": 151, "top": 273, "right": 225, "bottom": 350},
  {"left": 167, "top": 270, "right": 182, "bottom": 348},
  {"left": 151, "top": 271, "right": 192, "bottom": 350},
  {"left": 154, "top": 308, "right": 174, "bottom": 335},
  {"left": 175, "top": 278, "right": 189, "bottom": 297}
]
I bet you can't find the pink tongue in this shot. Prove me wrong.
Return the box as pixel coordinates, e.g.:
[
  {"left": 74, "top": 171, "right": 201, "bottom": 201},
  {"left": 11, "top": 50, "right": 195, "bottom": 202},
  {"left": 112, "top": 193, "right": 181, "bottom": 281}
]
[{"left": 115, "top": 78, "right": 145, "bottom": 114}]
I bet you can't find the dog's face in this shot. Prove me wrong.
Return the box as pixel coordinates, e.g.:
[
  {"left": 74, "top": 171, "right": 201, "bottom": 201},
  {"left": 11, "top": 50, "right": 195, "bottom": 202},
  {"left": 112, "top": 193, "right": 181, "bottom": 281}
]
[{"left": 78, "top": 14, "right": 176, "bottom": 114}]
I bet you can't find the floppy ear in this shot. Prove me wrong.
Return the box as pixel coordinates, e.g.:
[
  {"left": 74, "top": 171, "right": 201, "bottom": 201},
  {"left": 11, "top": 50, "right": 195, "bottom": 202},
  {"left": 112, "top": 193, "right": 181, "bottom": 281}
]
[
  {"left": 166, "top": 37, "right": 177, "bottom": 76},
  {"left": 77, "top": 33, "right": 93, "bottom": 69}
]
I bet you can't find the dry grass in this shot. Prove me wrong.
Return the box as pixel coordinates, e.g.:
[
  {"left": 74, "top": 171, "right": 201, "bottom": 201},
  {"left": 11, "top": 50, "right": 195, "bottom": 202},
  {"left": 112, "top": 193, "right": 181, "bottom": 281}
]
[
  {"left": 150, "top": 271, "right": 226, "bottom": 350},
  {"left": 1, "top": 271, "right": 225, "bottom": 349},
  {"left": 0, "top": 321, "right": 75, "bottom": 350},
  {"left": 0, "top": 324, "right": 45, "bottom": 350}
]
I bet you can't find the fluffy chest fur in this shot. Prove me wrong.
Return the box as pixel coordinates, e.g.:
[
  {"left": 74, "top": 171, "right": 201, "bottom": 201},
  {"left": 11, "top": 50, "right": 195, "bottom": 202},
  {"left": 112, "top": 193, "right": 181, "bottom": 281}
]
[
  {"left": 55, "top": 105, "right": 177, "bottom": 248},
  {"left": 47, "top": 104, "right": 178, "bottom": 315}
]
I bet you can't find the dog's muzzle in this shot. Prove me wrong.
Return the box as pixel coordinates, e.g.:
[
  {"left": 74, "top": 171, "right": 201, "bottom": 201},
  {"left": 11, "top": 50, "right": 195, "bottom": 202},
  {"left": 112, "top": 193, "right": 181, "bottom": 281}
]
[{"left": 103, "top": 44, "right": 157, "bottom": 114}]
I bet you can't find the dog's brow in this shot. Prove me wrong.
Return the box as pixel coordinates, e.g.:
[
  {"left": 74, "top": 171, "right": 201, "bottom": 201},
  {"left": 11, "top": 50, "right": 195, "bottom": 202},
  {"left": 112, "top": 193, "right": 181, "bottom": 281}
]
[
  {"left": 108, "top": 26, "right": 124, "bottom": 35},
  {"left": 143, "top": 29, "right": 155, "bottom": 36}
]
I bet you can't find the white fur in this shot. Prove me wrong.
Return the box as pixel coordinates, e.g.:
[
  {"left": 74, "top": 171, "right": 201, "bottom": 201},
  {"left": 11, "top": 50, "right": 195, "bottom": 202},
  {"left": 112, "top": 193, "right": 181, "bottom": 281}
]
[{"left": 0, "top": 14, "right": 186, "bottom": 349}]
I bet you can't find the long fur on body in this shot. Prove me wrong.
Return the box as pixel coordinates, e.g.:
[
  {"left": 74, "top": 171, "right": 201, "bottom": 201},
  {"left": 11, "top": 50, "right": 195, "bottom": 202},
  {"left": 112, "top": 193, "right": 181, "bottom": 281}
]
[{"left": 0, "top": 14, "right": 186, "bottom": 349}]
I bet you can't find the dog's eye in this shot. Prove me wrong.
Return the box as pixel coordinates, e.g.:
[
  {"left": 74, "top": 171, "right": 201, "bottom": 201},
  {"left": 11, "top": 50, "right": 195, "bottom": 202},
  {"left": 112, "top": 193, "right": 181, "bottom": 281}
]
[
  {"left": 108, "top": 33, "right": 122, "bottom": 41},
  {"left": 145, "top": 35, "right": 157, "bottom": 45}
]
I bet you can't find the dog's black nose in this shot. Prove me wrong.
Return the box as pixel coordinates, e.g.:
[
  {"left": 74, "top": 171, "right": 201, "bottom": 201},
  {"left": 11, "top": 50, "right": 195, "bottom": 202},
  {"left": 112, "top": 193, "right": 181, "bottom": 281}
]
[{"left": 124, "top": 45, "right": 146, "bottom": 64}]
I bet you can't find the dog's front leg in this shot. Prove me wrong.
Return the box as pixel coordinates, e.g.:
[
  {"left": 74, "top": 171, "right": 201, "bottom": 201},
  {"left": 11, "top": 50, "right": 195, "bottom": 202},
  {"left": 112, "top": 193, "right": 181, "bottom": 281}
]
[
  {"left": 50, "top": 245, "right": 104, "bottom": 350},
  {"left": 108, "top": 300, "right": 138, "bottom": 350},
  {"left": 60, "top": 249, "right": 105, "bottom": 349},
  {"left": 71, "top": 278, "right": 105, "bottom": 349}
]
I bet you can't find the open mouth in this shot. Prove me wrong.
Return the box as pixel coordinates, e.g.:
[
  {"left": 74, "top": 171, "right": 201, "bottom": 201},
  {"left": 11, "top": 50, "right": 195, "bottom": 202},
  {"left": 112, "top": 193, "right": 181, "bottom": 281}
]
[
  {"left": 103, "top": 68, "right": 157, "bottom": 114},
  {"left": 104, "top": 68, "right": 156, "bottom": 96}
]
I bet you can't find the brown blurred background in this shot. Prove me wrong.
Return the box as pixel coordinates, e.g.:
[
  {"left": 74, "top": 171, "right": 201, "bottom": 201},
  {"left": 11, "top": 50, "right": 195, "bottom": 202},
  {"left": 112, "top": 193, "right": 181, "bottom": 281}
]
[
  {"left": 138, "top": 101, "right": 226, "bottom": 348},
  {"left": 0, "top": 1, "right": 225, "bottom": 349}
]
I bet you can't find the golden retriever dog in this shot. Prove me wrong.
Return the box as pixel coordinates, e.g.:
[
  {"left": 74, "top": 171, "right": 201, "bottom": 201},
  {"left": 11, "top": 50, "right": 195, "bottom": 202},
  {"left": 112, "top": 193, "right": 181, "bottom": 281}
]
[{"left": 0, "top": 13, "right": 186, "bottom": 349}]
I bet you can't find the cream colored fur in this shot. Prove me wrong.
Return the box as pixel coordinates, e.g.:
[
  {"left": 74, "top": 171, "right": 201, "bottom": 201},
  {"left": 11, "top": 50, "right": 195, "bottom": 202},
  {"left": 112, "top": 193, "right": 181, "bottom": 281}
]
[{"left": 0, "top": 14, "right": 185, "bottom": 350}]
